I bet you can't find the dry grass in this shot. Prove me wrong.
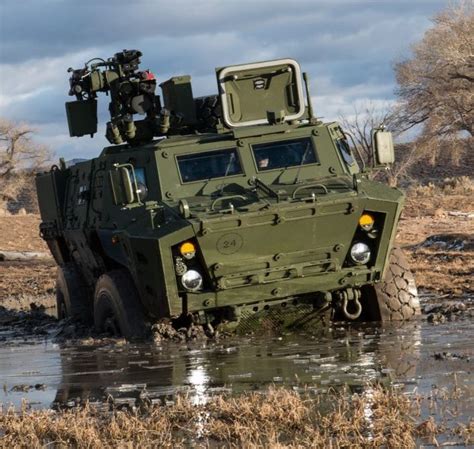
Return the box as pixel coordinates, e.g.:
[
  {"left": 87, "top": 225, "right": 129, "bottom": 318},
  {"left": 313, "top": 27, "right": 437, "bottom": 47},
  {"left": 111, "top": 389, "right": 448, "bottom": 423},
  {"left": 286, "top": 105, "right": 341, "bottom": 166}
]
[
  {"left": 1, "top": 386, "right": 472, "bottom": 448},
  {"left": 404, "top": 177, "right": 474, "bottom": 218},
  {"left": 0, "top": 215, "right": 47, "bottom": 252},
  {"left": 409, "top": 176, "right": 474, "bottom": 196},
  {"left": 397, "top": 177, "right": 474, "bottom": 296},
  {"left": 405, "top": 248, "right": 473, "bottom": 295}
]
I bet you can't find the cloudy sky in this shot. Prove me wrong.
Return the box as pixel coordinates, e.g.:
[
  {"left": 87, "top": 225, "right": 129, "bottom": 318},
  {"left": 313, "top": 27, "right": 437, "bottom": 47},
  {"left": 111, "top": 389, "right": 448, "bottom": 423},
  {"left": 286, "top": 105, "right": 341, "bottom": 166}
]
[{"left": 0, "top": 0, "right": 447, "bottom": 160}]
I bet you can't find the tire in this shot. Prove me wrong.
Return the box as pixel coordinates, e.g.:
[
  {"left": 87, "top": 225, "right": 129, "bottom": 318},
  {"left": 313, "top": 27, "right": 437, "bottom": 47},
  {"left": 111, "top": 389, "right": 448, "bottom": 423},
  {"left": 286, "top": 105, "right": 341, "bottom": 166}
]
[
  {"left": 361, "top": 246, "right": 421, "bottom": 321},
  {"left": 94, "top": 269, "right": 147, "bottom": 340},
  {"left": 56, "top": 263, "right": 92, "bottom": 323},
  {"left": 195, "top": 95, "right": 222, "bottom": 130}
]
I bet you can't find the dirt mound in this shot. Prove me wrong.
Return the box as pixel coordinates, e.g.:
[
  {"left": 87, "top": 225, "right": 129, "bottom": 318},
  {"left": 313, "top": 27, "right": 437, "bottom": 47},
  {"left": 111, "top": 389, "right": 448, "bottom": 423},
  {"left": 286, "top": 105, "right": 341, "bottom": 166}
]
[{"left": 415, "top": 234, "right": 474, "bottom": 252}]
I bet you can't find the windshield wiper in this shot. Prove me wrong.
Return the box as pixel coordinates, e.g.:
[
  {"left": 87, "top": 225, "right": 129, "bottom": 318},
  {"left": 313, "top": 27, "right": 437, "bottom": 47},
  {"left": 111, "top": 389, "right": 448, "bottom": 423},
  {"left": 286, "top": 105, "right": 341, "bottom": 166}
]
[
  {"left": 218, "top": 153, "right": 236, "bottom": 195},
  {"left": 293, "top": 142, "right": 311, "bottom": 184}
]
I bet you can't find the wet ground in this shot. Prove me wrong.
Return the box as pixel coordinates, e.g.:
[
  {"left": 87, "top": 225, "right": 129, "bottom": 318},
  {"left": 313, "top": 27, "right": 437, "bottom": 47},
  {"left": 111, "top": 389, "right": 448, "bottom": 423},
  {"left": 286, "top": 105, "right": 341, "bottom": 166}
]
[{"left": 1, "top": 311, "right": 472, "bottom": 425}]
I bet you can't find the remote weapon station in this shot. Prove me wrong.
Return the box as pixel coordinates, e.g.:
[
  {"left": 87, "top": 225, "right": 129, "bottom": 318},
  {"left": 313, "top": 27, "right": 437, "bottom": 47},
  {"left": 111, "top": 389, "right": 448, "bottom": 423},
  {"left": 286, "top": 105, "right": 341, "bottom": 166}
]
[{"left": 36, "top": 50, "right": 420, "bottom": 338}]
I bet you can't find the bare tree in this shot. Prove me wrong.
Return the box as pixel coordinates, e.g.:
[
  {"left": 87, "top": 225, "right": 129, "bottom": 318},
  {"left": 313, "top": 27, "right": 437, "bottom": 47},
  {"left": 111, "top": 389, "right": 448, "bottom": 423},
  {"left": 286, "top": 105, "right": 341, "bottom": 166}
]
[
  {"left": 339, "top": 103, "right": 425, "bottom": 187},
  {"left": 339, "top": 103, "right": 395, "bottom": 167},
  {"left": 393, "top": 2, "right": 474, "bottom": 160},
  {"left": 384, "top": 141, "right": 427, "bottom": 188},
  {"left": 0, "top": 119, "right": 52, "bottom": 211}
]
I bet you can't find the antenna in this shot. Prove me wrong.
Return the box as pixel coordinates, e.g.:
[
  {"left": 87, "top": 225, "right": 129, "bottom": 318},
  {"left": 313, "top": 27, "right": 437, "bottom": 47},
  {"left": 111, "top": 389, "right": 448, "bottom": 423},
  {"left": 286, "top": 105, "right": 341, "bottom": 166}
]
[{"left": 303, "top": 72, "right": 316, "bottom": 123}]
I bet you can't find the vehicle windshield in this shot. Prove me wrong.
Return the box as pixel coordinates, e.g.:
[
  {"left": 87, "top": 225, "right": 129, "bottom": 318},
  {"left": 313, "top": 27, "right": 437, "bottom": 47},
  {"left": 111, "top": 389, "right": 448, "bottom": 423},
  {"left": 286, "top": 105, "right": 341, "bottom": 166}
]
[
  {"left": 177, "top": 148, "right": 243, "bottom": 183},
  {"left": 252, "top": 138, "right": 317, "bottom": 171}
]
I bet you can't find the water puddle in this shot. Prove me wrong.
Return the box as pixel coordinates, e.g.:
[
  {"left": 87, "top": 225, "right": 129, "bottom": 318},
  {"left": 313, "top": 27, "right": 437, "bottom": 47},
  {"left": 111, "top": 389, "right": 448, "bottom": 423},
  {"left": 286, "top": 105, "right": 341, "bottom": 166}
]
[{"left": 1, "top": 318, "right": 472, "bottom": 418}]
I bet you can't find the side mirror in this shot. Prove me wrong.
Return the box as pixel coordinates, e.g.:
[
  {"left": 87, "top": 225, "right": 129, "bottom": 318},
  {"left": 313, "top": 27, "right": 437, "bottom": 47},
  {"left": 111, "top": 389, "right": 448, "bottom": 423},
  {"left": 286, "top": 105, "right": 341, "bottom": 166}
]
[
  {"left": 372, "top": 130, "right": 395, "bottom": 165},
  {"left": 109, "top": 167, "right": 135, "bottom": 205}
]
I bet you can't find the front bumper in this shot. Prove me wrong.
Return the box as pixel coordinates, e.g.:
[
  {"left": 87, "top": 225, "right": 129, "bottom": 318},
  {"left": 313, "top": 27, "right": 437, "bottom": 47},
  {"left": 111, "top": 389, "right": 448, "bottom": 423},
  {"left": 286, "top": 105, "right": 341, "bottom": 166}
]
[{"left": 185, "top": 265, "right": 381, "bottom": 312}]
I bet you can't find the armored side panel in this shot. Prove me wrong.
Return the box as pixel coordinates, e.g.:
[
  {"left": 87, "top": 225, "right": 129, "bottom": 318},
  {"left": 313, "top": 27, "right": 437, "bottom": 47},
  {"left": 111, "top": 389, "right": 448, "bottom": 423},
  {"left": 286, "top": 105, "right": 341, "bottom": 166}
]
[
  {"left": 36, "top": 169, "right": 70, "bottom": 265},
  {"left": 217, "top": 58, "right": 305, "bottom": 128},
  {"left": 160, "top": 76, "right": 196, "bottom": 125},
  {"left": 36, "top": 169, "right": 68, "bottom": 224},
  {"left": 65, "top": 99, "right": 98, "bottom": 137}
]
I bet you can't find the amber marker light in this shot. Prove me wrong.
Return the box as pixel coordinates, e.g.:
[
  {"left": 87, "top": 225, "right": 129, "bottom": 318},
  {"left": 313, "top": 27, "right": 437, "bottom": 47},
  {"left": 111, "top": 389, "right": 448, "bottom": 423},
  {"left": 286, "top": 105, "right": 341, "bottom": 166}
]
[
  {"left": 180, "top": 241, "right": 196, "bottom": 259},
  {"left": 359, "top": 214, "right": 375, "bottom": 231}
]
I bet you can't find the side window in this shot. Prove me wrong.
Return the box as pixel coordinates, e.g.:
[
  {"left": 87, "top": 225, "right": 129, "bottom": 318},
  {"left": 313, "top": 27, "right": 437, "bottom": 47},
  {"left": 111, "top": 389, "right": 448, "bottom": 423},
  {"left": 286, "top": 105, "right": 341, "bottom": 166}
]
[
  {"left": 133, "top": 168, "right": 148, "bottom": 202},
  {"left": 77, "top": 185, "right": 89, "bottom": 205},
  {"left": 336, "top": 139, "right": 355, "bottom": 165}
]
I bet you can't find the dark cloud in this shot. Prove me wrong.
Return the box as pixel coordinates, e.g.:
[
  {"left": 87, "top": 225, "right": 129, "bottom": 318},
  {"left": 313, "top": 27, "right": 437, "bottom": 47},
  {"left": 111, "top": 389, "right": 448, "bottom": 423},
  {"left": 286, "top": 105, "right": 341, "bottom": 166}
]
[
  {"left": 1, "top": 0, "right": 445, "bottom": 63},
  {"left": 0, "top": 0, "right": 448, "bottom": 159}
]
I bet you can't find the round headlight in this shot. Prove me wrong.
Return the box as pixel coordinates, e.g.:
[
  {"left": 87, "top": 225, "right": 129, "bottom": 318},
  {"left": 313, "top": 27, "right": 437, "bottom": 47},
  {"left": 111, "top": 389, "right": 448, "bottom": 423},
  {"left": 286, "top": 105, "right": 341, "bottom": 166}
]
[
  {"left": 181, "top": 270, "right": 203, "bottom": 291},
  {"left": 350, "top": 242, "right": 371, "bottom": 265}
]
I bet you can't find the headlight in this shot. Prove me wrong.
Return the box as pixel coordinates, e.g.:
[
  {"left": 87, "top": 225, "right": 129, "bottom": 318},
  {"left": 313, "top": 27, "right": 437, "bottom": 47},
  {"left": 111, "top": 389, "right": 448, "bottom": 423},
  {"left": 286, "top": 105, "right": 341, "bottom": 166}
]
[
  {"left": 181, "top": 270, "right": 203, "bottom": 291},
  {"left": 350, "top": 242, "right": 371, "bottom": 265}
]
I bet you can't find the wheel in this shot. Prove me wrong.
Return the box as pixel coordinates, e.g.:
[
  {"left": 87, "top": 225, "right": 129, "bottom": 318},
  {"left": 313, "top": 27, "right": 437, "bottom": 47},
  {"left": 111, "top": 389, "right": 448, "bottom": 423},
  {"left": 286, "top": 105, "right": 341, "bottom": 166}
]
[
  {"left": 56, "top": 263, "right": 92, "bottom": 322},
  {"left": 361, "top": 246, "right": 421, "bottom": 321},
  {"left": 93, "top": 269, "right": 147, "bottom": 340},
  {"left": 195, "top": 95, "right": 222, "bottom": 130}
]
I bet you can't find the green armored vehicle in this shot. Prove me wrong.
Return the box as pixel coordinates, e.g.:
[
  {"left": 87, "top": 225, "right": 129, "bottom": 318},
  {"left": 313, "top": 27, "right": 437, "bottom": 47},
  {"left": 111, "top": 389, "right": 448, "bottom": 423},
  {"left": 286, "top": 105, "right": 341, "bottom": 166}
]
[{"left": 36, "top": 50, "right": 420, "bottom": 338}]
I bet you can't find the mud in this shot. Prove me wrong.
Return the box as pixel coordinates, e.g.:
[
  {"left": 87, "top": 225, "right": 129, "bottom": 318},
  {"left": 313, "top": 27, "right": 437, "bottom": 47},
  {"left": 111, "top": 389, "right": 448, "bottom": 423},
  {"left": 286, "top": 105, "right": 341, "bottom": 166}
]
[
  {"left": 0, "top": 260, "right": 55, "bottom": 301},
  {"left": 0, "top": 299, "right": 472, "bottom": 416}
]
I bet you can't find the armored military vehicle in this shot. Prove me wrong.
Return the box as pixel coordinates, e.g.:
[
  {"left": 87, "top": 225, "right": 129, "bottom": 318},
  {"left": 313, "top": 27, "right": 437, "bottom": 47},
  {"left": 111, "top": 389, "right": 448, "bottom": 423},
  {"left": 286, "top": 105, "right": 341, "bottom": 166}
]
[{"left": 36, "top": 50, "right": 420, "bottom": 338}]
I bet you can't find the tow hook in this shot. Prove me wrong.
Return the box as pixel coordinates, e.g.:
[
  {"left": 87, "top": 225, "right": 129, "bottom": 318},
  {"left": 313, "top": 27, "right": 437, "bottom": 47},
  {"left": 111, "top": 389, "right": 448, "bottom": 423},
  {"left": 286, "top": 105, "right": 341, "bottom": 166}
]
[{"left": 337, "top": 288, "right": 362, "bottom": 320}]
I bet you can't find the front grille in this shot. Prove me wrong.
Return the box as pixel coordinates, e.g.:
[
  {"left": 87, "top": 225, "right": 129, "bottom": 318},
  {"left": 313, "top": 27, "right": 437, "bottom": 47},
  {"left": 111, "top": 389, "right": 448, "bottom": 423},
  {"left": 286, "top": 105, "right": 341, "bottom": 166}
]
[{"left": 234, "top": 298, "right": 331, "bottom": 335}]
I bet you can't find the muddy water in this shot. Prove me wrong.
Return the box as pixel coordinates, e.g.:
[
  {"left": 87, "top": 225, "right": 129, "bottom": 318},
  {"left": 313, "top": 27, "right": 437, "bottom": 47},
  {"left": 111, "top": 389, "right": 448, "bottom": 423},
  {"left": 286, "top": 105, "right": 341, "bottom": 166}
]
[{"left": 1, "top": 318, "right": 473, "bottom": 418}]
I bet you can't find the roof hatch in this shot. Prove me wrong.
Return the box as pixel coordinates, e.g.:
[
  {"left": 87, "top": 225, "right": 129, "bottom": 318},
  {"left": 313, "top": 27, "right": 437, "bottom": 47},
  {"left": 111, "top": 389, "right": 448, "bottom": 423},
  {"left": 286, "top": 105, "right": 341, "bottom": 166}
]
[{"left": 217, "top": 58, "right": 305, "bottom": 128}]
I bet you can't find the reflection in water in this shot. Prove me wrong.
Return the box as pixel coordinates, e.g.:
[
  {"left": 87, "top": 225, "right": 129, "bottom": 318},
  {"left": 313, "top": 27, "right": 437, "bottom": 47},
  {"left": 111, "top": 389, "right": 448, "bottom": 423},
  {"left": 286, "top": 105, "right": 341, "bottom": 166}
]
[
  {"left": 187, "top": 366, "right": 209, "bottom": 405},
  {"left": 362, "top": 387, "right": 376, "bottom": 443},
  {"left": 0, "top": 319, "right": 472, "bottom": 416}
]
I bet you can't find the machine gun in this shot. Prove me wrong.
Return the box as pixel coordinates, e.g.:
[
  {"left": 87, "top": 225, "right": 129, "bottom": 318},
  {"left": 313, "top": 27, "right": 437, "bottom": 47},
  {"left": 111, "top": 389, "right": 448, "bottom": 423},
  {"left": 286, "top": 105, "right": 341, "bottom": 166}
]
[{"left": 66, "top": 49, "right": 185, "bottom": 145}]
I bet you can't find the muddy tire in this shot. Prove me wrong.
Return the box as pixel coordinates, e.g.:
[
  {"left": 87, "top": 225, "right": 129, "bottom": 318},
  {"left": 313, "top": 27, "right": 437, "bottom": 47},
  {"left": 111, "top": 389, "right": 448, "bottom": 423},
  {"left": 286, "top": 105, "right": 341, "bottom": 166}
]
[
  {"left": 195, "top": 95, "right": 221, "bottom": 130},
  {"left": 362, "top": 247, "right": 420, "bottom": 321},
  {"left": 56, "top": 263, "right": 92, "bottom": 322},
  {"left": 94, "top": 269, "right": 147, "bottom": 340}
]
